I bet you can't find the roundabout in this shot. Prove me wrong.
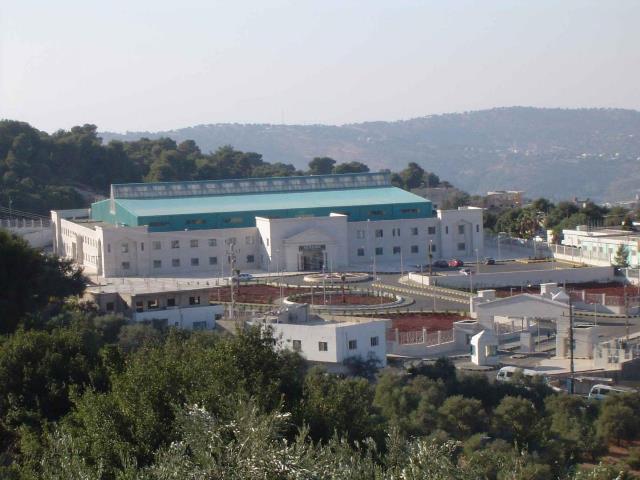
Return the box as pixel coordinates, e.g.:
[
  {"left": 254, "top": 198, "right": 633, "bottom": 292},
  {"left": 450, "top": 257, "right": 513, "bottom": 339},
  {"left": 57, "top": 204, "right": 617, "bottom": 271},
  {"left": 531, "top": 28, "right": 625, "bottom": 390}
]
[{"left": 302, "top": 272, "right": 372, "bottom": 284}]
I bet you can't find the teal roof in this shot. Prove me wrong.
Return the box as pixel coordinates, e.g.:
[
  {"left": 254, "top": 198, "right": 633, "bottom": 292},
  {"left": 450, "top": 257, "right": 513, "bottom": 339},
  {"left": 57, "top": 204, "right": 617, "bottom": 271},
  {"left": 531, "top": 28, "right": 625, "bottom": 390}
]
[
  {"left": 91, "top": 183, "right": 434, "bottom": 231},
  {"left": 115, "top": 186, "right": 426, "bottom": 217}
]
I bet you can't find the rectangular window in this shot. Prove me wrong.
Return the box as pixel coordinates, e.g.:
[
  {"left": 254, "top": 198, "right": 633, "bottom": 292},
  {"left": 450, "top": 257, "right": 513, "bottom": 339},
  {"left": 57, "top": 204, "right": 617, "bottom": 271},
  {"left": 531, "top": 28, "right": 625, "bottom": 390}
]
[
  {"left": 140, "top": 242, "right": 144, "bottom": 251},
  {"left": 106, "top": 302, "right": 114, "bottom": 312},
  {"left": 172, "top": 258, "right": 180, "bottom": 267},
  {"left": 458, "top": 225, "right": 465, "bottom": 235},
  {"left": 208, "top": 238, "right": 217, "bottom": 247},
  {"left": 147, "top": 299, "right": 159, "bottom": 309},
  {"left": 223, "top": 217, "right": 243, "bottom": 225},
  {"left": 375, "top": 229, "right": 383, "bottom": 238},
  {"left": 189, "top": 296, "right": 200, "bottom": 305},
  {"left": 370, "top": 336, "right": 379, "bottom": 347},
  {"left": 357, "top": 248, "right": 365, "bottom": 257},
  {"left": 318, "top": 341, "right": 328, "bottom": 352},
  {"left": 121, "top": 243, "right": 129, "bottom": 254},
  {"left": 171, "top": 240, "right": 180, "bottom": 249},
  {"left": 401, "top": 208, "right": 418, "bottom": 214},
  {"left": 411, "top": 227, "right": 419, "bottom": 236},
  {"left": 225, "top": 238, "right": 236, "bottom": 246},
  {"left": 476, "top": 224, "right": 480, "bottom": 233},
  {"left": 457, "top": 242, "right": 466, "bottom": 251},
  {"left": 190, "top": 239, "right": 199, "bottom": 248},
  {"left": 393, "top": 246, "right": 401, "bottom": 255},
  {"left": 431, "top": 244, "right": 437, "bottom": 252},
  {"left": 369, "top": 210, "right": 384, "bottom": 216},
  {"left": 121, "top": 261, "right": 130, "bottom": 270},
  {"left": 411, "top": 245, "right": 419, "bottom": 253},
  {"left": 153, "top": 241, "right": 161, "bottom": 250},
  {"left": 167, "top": 298, "right": 176, "bottom": 307},
  {"left": 186, "top": 219, "right": 206, "bottom": 225},
  {"left": 107, "top": 244, "right": 111, "bottom": 253},
  {"left": 246, "top": 254, "right": 255, "bottom": 263},
  {"left": 149, "top": 221, "right": 169, "bottom": 228},
  {"left": 428, "top": 226, "right": 436, "bottom": 235},
  {"left": 375, "top": 247, "right": 383, "bottom": 256},
  {"left": 209, "top": 256, "right": 218, "bottom": 265},
  {"left": 135, "top": 301, "right": 143, "bottom": 313},
  {"left": 153, "top": 260, "right": 162, "bottom": 268},
  {"left": 392, "top": 228, "right": 401, "bottom": 237},
  {"left": 192, "top": 321, "right": 207, "bottom": 330},
  {"left": 445, "top": 226, "right": 449, "bottom": 235},
  {"left": 245, "top": 236, "right": 254, "bottom": 245},
  {"left": 191, "top": 258, "right": 199, "bottom": 266},
  {"left": 348, "top": 340, "right": 357, "bottom": 350},
  {"left": 356, "top": 230, "right": 365, "bottom": 239},
  {"left": 292, "top": 340, "right": 302, "bottom": 352}
]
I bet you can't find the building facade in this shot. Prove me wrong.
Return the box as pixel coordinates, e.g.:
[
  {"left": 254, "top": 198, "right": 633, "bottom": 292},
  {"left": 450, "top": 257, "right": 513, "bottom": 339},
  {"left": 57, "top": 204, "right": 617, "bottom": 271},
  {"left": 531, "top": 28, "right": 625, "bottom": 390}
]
[
  {"left": 561, "top": 226, "right": 640, "bottom": 267},
  {"left": 52, "top": 172, "right": 484, "bottom": 277}
]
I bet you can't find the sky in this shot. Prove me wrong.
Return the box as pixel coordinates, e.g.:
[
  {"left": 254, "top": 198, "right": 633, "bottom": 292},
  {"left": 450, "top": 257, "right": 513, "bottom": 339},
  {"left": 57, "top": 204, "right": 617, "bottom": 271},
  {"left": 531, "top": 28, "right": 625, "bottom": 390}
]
[{"left": 1, "top": 0, "right": 639, "bottom": 133}]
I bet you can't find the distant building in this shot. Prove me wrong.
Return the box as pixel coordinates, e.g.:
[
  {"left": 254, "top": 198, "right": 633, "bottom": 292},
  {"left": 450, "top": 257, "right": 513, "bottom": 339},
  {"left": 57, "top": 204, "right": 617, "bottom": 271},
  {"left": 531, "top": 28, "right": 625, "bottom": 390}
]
[
  {"left": 52, "top": 173, "right": 484, "bottom": 277},
  {"left": 251, "top": 304, "right": 388, "bottom": 368},
  {"left": 560, "top": 226, "right": 640, "bottom": 267},
  {"left": 484, "top": 190, "right": 523, "bottom": 209},
  {"left": 85, "top": 284, "right": 224, "bottom": 330}
]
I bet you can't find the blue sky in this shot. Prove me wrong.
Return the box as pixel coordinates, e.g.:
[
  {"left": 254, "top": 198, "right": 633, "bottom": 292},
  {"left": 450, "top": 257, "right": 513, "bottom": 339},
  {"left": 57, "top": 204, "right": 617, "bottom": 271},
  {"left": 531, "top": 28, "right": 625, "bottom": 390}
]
[{"left": 1, "top": 0, "right": 639, "bottom": 132}]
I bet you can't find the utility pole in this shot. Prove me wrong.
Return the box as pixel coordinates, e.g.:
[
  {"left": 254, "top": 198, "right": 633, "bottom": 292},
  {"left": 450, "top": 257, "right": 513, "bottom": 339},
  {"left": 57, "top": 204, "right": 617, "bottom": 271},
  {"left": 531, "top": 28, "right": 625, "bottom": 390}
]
[
  {"left": 227, "top": 242, "right": 237, "bottom": 320},
  {"left": 428, "top": 240, "right": 433, "bottom": 277},
  {"left": 568, "top": 296, "right": 575, "bottom": 394}
]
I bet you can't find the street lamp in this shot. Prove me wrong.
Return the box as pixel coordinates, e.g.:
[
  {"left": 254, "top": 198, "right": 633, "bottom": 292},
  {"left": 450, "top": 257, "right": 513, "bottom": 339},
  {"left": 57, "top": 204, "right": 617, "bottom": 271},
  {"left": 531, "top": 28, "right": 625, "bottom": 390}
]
[{"left": 428, "top": 239, "right": 433, "bottom": 277}]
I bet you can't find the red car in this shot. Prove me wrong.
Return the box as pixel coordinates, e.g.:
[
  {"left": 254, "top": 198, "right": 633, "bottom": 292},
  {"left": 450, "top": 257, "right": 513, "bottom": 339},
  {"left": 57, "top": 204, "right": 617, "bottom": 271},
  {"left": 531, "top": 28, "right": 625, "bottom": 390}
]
[{"left": 448, "top": 259, "right": 464, "bottom": 267}]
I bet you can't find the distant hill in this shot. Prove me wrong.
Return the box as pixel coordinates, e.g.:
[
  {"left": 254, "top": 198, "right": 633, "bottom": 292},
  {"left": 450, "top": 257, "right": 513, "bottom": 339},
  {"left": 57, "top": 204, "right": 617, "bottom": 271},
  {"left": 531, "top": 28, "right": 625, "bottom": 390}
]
[{"left": 101, "top": 107, "right": 640, "bottom": 202}]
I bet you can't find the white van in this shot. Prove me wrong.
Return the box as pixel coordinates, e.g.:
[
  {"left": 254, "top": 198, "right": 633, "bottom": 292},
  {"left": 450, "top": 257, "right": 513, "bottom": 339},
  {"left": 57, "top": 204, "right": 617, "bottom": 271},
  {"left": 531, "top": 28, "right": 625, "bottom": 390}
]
[
  {"left": 496, "top": 366, "right": 547, "bottom": 383},
  {"left": 588, "top": 384, "right": 636, "bottom": 400}
]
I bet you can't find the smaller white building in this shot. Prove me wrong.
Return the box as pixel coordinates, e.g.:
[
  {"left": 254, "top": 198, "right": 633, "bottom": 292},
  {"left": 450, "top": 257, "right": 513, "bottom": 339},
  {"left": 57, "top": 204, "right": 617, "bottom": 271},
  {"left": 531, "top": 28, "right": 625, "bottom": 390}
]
[
  {"left": 560, "top": 226, "right": 640, "bottom": 267},
  {"left": 133, "top": 304, "right": 223, "bottom": 330},
  {"left": 252, "top": 305, "right": 388, "bottom": 367}
]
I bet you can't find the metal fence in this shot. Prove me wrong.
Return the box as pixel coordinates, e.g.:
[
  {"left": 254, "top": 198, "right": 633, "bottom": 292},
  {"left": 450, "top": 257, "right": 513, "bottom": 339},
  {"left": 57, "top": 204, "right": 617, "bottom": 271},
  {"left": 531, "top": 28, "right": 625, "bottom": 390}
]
[{"left": 388, "top": 328, "right": 454, "bottom": 346}]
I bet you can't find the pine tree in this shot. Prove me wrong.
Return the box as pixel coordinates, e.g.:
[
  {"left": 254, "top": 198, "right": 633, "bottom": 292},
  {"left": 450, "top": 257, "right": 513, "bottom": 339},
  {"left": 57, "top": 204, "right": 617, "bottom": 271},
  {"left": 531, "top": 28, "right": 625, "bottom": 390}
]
[{"left": 613, "top": 244, "right": 630, "bottom": 268}]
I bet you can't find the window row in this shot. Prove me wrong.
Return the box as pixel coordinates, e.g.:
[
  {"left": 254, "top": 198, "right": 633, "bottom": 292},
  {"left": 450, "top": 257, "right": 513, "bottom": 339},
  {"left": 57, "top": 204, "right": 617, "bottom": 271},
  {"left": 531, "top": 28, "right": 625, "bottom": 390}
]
[
  {"left": 120, "top": 254, "right": 255, "bottom": 270},
  {"left": 356, "top": 245, "right": 427, "bottom": 257},
  {"left": 291, "top": 336, "right": 380, "bottom": 353},
  {"left": 118, "top": 236, "right": 257, "bottom": 253}
]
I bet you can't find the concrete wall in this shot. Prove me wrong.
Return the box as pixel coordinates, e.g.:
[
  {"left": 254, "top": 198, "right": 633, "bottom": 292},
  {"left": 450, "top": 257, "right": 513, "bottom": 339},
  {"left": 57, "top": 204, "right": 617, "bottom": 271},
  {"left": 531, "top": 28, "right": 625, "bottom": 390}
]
[{"left": 416, "top": 266, "right": 614, "bottom": 289}]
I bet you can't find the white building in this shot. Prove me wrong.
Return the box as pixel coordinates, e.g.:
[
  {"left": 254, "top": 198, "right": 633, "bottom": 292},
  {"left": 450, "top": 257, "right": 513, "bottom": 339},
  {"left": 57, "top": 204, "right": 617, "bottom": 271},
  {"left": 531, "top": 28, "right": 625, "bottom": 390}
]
[
  {"left": 252, "top": 305, "right": 388, "bottom": 367},
  {"left": 51, "top": 173, "right": 484, "bottom": 277},
  {"left": 559, "top": 226, "right": 640, "bottom": 267}
]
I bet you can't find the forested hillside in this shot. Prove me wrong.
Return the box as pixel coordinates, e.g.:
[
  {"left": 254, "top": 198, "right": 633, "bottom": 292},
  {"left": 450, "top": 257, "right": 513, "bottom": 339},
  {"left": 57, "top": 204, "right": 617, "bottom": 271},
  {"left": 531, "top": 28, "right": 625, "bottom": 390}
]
[
  {"left": 101, "top": 107, "right": 640, "bottom": 202},
  {"left": 0, "top": 121, "right": 445, "bottom": 215}
]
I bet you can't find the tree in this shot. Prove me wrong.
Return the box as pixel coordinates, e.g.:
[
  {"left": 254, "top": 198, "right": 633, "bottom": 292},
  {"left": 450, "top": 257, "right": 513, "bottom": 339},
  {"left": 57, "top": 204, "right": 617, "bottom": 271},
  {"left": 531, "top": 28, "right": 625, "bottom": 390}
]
[
  {"left": 332, "top": 161, "right": 369, "bottom": 174},
  {"left": 491, "top": 396, "right": 539, "bottom": 446},
  {"left": 596, "top": 395, "right": 640, "bottom": 446},
  {"left": 307, "top": 157, "right": 336, "bottom": 175},
  {"left": 437, "top": 395, "right": 487, "bottom": 439},
  {"left": 0, "top": 230, "right": 85, "bottom": 334},
  {"left": 613, "top": 244, "right": 630, "bottom": 268},
  {"left": 398, "top": 162, "right": 425, "bottom": 190}
]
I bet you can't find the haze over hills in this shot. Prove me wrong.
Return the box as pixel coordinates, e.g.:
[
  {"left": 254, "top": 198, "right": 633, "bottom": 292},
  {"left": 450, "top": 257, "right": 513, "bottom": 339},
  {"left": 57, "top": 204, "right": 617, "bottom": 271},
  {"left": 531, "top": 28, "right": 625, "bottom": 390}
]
[{"left": 100, "top": 107, "right": 640, "bottom": 203}]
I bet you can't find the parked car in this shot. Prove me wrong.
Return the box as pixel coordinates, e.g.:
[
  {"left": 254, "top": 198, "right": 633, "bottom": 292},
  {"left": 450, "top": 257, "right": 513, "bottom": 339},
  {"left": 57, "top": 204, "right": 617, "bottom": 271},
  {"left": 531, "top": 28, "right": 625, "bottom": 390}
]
[
  {"left": 229, "top": 273, "right": 254, "bottom": 282},
  {"left": 448, "top": 259, "right": 464, "bottom": 267},
  {"left": 433, "top": 260, "right": 449, "bottom": 268},
  {"left": 459, "top": 268, "right": 472, "bottom": 275},
  {"left": 484, "top": 257, "right": 496, "bottom": 265},
  {"left": 588, "top": 384, "right": 636, "bottom": 400}
]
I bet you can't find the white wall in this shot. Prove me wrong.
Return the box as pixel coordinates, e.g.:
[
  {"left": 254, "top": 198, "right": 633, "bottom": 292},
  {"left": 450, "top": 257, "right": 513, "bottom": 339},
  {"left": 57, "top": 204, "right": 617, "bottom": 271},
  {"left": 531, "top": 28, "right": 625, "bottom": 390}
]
[
  {"left": 420, "top": 266, "right": 614, "bottom": 289},
  {"left": 133, "top": 304, "right": 223, "bottom": 330},
  {"left": 269, "top": 320, "right": 387, "bottom": 366},
  {"left": 437, "top": 207, "right": 484, "bottom": 260}
]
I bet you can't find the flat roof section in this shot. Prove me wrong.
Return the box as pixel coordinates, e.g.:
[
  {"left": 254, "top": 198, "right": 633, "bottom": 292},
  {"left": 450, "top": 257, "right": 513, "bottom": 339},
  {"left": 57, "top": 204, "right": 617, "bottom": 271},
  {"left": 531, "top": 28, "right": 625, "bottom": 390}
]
[{"left": 113, "top": 186, "right": 429, "bottom": 217}]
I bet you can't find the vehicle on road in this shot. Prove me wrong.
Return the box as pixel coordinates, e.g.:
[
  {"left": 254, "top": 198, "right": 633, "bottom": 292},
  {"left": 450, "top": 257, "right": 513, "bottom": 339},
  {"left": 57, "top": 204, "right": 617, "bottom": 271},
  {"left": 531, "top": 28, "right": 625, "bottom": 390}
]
[
  {"left": 496, "top": 366, "right": 548, "bottom": 383},
  {"left": 448, "top": 259, "right": 464, "bottom": 267},
  {"left": 459, "top": 268, "right": 472, "bottom": 275},
  {"left": 484, "top": 257, "right": 496, "bottom": 265},
  {"left": 433, "top": 260, "right": 449, "bottom": 268},
  {"left": 229, "top": 273, "right": 254, "bottom": 282},
  {"left": 588, "top": 384, "right": 636, "bottom": 400}
]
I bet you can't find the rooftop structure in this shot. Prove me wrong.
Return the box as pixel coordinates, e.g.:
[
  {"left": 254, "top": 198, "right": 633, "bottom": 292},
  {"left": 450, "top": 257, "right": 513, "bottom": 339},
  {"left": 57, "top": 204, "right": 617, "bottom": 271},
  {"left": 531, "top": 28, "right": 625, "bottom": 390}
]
[{"left": 92, "top": 173, "right": 433, "bottom": 231}]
